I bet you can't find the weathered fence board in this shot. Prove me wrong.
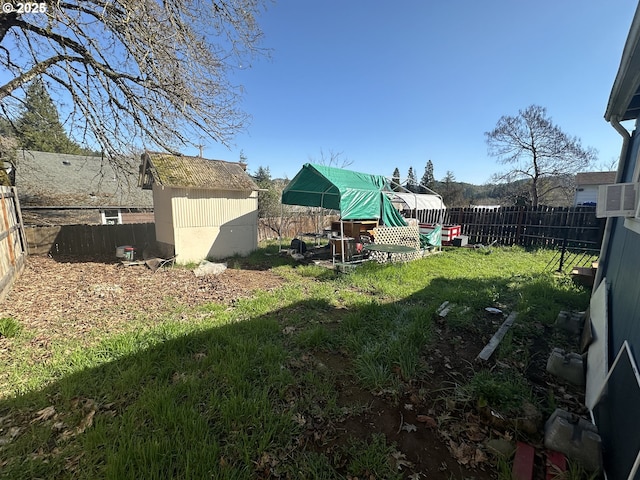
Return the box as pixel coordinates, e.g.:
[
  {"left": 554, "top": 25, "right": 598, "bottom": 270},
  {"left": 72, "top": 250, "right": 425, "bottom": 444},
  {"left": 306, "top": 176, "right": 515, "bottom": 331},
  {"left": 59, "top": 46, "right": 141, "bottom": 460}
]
[
  {"left": 23, "top": 206, "right": 603, "bottom": 263},
  {"left": 25, "top": 223, "right": 157, "bottom": 256},
  {"left": 258, "top": 214, "right": 340, "bottom": 241},
  {"left": 413, "top": 206, "right": 603, "bottom": 249},
  {"left": 0, "top": 186, "right": 27, "bottom": 301}
]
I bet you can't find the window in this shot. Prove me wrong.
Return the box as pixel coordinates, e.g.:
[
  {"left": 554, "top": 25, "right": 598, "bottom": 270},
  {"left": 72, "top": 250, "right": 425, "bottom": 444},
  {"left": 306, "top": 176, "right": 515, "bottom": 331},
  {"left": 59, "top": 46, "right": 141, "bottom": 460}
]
[{"left": 101, "top": 209, "right": 122, "bottom": 225}]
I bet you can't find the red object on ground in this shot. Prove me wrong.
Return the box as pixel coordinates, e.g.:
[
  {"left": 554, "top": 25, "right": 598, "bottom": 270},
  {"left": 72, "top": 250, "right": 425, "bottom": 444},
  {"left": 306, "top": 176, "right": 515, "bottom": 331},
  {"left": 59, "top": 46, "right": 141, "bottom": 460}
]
[
  {"left": 512, "top": 442, "right": 535, "bottom": 480},
  {"left": 545, "top": 450, "right": 567, "bottom": 480}
]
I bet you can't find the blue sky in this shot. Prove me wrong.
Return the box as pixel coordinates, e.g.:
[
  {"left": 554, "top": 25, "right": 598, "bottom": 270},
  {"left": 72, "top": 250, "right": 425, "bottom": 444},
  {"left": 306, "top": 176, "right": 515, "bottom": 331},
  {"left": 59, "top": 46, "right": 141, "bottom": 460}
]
[{"left": 195, "top": 0, "right": 640, "bottom": 185}]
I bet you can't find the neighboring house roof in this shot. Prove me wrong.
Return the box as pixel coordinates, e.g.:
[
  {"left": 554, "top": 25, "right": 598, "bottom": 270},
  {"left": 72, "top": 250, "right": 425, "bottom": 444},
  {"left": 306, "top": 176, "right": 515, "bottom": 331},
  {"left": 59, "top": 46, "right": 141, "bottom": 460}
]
[
  {"left": 606, "top": 2, "right": 640, "bottom": 121},
  {"left": 575, "top": 171, "right": 617, "bottom": 186},
  {"left": 140, "top": 152, "right": 258, "bottom": 191},
  {"left": 15, "top": 150, "right": 153, "bottom": 208}
]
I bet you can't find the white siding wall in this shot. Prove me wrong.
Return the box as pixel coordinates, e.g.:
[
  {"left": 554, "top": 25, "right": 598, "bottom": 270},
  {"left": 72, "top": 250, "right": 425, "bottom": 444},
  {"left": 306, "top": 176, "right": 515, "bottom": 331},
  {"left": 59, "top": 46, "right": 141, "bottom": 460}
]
[
  {"left": 152, "top": 186, "right": 175, "bottom": 245},
  {"left": 170, "top": 188, "right": 257, "bottom": 228},
  {"left": 574, "top": 186, "right": 599, "bottom": 206},
  {"left": 166, "top": 188, "right": 258, "bottom": 263}
]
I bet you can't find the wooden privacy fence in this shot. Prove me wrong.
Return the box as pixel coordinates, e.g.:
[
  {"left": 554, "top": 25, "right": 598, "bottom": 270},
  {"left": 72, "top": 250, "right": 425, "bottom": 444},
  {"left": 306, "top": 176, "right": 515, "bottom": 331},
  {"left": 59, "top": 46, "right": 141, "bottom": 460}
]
[
  {"left": 25, "top": 219, "right": 323, "bottom": 255},
  {"left": 258, "top": 214, "right": 340, "bottom": 241},
  {"left": 25, "top": 223, "right": 156, "bottom": 256},
  {"left": 22, "top": 206, "right": 603, "bottom": 263},
  {"left": 0, "top": 186, "right": 27, "bottom": 301},
  {"left": 411, "top": 206, "right": 604, "bottom": 249}
]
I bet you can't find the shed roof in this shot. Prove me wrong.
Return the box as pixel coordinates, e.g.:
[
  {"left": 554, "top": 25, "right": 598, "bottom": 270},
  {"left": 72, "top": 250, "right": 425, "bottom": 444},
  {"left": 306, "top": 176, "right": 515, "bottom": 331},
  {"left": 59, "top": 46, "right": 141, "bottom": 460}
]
[
  {"left": 575, "top": 171, "right": 617, "bottom": 186},
  {"left": 15, "top": 150, "right": 153, "bottom": 207},
  {"left": 141, "top": 152, "right": 257, "bottom": 191}
]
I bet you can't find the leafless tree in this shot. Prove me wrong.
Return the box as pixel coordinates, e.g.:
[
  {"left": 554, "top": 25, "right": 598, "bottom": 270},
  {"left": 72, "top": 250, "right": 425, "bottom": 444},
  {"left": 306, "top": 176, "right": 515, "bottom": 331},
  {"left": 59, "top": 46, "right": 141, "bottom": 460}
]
[
  {"left": 305, "top": 148, "right": 350, "bottom": 231},
  {"left": 308, "top": 148, "right": 353, "bottom": 169},
  {"left": 0, "top": 0, "right": 268, "bottom": 171},
  {"left": 486, "top": 105, "right": 597, "bottom": 207}
]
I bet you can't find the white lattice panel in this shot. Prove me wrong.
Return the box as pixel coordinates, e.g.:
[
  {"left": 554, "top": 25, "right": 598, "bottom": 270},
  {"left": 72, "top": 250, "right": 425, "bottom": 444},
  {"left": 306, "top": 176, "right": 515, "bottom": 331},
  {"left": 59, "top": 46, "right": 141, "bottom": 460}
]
[{"left": 371, "top": 226, "right": 422, "bottom": 263}]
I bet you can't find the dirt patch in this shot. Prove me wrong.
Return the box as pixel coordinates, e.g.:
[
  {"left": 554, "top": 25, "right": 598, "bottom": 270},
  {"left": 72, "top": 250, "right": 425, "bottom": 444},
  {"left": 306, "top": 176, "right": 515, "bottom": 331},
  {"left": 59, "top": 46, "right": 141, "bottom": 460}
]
[
  {"left": 306, "top": 341, "right": 502, "bottom": 479},
  {"left": 0, "top": 254, "right": 284, "bottom": 346}
]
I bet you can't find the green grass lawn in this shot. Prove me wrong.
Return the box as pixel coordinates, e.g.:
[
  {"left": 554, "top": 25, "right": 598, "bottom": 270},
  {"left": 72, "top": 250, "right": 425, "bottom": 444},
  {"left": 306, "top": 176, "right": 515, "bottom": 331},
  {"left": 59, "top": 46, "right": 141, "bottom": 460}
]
[{"left": 0, "top": 246, "right": 591, "bottom": 479}]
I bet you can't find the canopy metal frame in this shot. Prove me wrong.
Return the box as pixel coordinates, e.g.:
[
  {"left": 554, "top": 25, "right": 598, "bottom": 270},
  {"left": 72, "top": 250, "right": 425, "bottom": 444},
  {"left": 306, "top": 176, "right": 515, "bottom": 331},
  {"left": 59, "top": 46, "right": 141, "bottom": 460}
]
[
  {"left": 278, "top": 165, "right": 445, "bottom": 264},
  {"left": 385, "top": 177, "right": 445, "bottom": 226}
]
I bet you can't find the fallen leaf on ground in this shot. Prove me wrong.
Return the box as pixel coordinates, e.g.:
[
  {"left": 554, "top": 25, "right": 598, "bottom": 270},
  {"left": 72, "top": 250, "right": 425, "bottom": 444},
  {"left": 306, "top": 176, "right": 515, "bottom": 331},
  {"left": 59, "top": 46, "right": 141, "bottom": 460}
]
[
  {"left": 77, "top": 410, "right": 95, "bottom": 434},
  {"left": 0, "top": 427, "right": 21, "bottom": 445},
  {"left": 31, "top": 406, "right": 56, "bottom": 424},
  {"left": 391, "top": 450, "right": 414, "bottom": 470},
  {"left": 465, "top": 424, "right": 486, "bottom": 442},
  {"left": 401, "top": 423, "right": 417, "bottom": 433},
  {"left": 448, "top": 439, "right": 489, "bottom": 467},
  {"left": 416, "top": 415, "right": 437, "bottom": 428},
  {"left": 449, "top": 440, "right": 474, "bottom": 465},
  {"left": 474, "top": 448, "right": 488, "bottom": 464}
]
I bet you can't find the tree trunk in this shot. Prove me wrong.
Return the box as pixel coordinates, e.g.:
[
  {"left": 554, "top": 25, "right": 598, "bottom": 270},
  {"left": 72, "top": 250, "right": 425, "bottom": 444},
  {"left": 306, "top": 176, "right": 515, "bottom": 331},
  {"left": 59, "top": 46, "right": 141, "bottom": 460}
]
[{"left": 530, "top": 179, "right": 539, "bottom": 207}]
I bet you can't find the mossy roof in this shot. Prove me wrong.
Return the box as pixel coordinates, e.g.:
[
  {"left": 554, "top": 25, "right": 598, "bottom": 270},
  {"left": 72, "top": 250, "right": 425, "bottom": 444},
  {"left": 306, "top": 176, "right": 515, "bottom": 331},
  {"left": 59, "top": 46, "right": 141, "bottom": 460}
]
[{"left": 143, "top": 152, "right": 257, "bottom": 191}]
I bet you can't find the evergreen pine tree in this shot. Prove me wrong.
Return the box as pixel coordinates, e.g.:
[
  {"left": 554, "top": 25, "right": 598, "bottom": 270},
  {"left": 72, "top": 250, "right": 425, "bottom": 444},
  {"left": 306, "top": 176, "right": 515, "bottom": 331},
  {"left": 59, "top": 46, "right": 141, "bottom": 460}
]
[
  {"left": 254, "top": 165, "right": 271, "bottom": 185},
  {"left": 253, "top": 165, "right": 277, "bottom": 220},
  {"left": 0, "top": 117, "right": 14, "bottom": 138},
  {"left": 391, "top": 167, "right": 401, "bottom": 192},
  {"left": 420, "top": 160, "right": 435, "bottom": 193},
  {"left": 16, "top": 78, "right": 82, "bottom": 154},
  {"left": 441, "top": 170, "right": 465, "bottom": 206},
  {"left": 407, "top": 166, "right": 418, "bottom": 193}
]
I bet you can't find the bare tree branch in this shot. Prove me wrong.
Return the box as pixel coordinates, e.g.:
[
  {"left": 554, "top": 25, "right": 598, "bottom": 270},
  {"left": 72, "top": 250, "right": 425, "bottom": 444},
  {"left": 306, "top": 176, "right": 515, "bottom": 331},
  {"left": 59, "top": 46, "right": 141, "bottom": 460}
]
[
  {"left": 308, "top": 149, "right": 353, "bottom": 169},
  {"left": 1, "top": 0, "right": 270, "bottom": 165}
]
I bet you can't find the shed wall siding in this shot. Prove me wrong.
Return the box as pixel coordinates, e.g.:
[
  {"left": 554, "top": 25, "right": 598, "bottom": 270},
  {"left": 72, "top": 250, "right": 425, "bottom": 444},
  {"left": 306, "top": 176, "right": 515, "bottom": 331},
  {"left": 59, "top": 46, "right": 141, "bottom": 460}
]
[
  {"left": 170, "top": 188, "right": 257, "bottom": 228},
  {"left": 152, "top": 186, "right": 175, "bottom": 246},
  {"left": 154, "top": 187, "right": 258, "bottom": 262},
  {"left": 174, "top": 224, "right": 257, "bottom": 263}
]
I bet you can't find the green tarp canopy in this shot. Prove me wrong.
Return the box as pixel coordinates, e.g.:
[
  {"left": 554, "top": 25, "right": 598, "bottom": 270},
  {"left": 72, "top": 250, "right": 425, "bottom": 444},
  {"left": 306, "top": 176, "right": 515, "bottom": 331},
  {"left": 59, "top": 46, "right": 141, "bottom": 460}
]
[
  {"left": 281, "top": 163, "right": 407, "bottom": 227},
  {"left": 421, "top": 224, "right": 442, "bottom": 248}
]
